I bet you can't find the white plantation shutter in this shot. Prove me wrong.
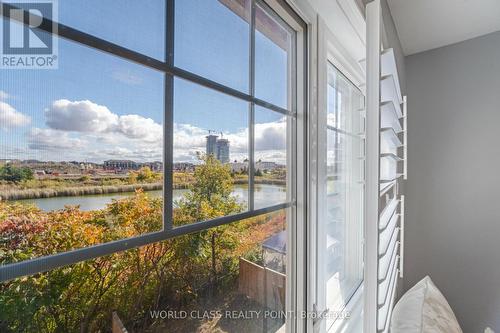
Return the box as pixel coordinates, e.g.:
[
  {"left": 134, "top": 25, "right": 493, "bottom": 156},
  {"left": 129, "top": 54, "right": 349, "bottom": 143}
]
[{"left": 364, "top": 0, "right": 407, "bottom": 332}]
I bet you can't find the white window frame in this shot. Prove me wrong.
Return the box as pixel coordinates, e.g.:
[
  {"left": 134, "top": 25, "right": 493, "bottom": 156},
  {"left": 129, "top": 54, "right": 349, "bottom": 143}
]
[
  {"left": 264, "top": 2, "right": 308, "bottom": 333},
  {"left": 311, "top": 13, "right": 366, "bottom": 333}
]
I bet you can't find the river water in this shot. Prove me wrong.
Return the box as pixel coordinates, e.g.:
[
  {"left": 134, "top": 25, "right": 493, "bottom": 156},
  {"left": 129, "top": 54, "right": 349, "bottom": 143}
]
[{"left": 18, "top": 184, "right": 286, "bottom": 211}]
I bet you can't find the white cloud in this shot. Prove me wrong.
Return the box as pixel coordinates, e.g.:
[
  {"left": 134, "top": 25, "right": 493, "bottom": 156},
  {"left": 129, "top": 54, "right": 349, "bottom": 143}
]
[
  {"left": 19, "top": 98, "right": 287, "bottom": 163},
  {"left": 172, "top": 118, "right": 286, "bottom": 164},
  {"left": 172, "top": 124, "right": 206, "bottom": 163},
  {"left": 35, "top": 99, "right": 164, "bottom": 160},
  {"left": 0, "top": 143, "right": 28, "bottom": 158},
  {"left": 0, "top": 101, "right": 31, "bottom": 129},
  {"left": 0, "top": 91, "right": 10, "bottom": 100},
  {"left": 118, "top": 114, "right": 162, "bottom": 143},
  {"left": 173, "top": 123, "right": 206, "bottom": 149},
  {"left": 254, "top": 118, "right": 286, "bottom": 151},
  {"left": 224, "top": 130, "right": 249, "bottom": 154},
  {"left": 27, "top": 128, "right": 87, "bottom": 151},
  {"left": 44, "top": 99, "right": 163, "bottom": 144},
  {"left": 80, "top": 145, "right": 162, "bottom": 162},
  {"left": 45, "top": 99, "right": 119, "bottom": 132},
  {"left": 172, "top": 119, "right": 286, "bottom": 155},
  {"left": 174, "top": 149, "right": 201, "bottom": 163},
  {"left": 172, "top": 123, "right": 248, "bottom": 163},
  {"left": 255, "top": 150, "right": 287, "bottom": 165}
]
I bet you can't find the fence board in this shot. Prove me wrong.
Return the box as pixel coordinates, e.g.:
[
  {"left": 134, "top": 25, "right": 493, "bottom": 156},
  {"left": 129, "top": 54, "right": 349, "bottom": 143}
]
[{"left": 238, "top": 257, "right": 286, "bottom": 311}]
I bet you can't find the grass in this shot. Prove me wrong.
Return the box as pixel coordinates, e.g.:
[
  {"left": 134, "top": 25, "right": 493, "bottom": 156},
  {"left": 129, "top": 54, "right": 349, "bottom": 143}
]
[
  {"left": 0, "top": 171, "right": 286, "bottom": 201},
  {"left": 0, "top": 183, "right": 163, "bottom": 200}
]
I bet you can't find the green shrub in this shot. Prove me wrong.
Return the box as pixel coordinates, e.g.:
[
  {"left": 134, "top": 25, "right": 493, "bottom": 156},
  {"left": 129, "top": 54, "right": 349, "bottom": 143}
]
[{"left": 0, "top": 165, "right": 33, "bottom": 183}]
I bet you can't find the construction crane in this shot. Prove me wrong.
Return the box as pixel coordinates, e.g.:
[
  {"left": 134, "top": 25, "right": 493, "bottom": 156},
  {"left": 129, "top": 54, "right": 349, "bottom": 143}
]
[
  {"left": 206, "top": 129, "right": 218, "bottom": 136},
  {"left": 205, "top": 129, "right": 226, "bottom": 139}
]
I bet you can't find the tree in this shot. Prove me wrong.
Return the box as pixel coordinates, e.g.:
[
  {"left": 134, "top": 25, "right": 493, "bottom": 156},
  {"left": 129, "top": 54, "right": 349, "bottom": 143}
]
[
  {"left": 0, "top": 157, "right": 282, "bottom": 332},
  {"left": 174, "top": 154, "right": 243, "bottom": 291},
  {"left": 0, "top": 192, "right": 169, "bottom": 333},
  {"left": 128, "top": 171, "right": 138, "bottom": 184},
  {"left": 78, "top": 175, "right": 91, "bottom": 182},
  {"left": 136, "top": 166, "right": 154, "bottom": 182},
  {"left": 0, "top": 165, "right": 33, "bottom": 183}
]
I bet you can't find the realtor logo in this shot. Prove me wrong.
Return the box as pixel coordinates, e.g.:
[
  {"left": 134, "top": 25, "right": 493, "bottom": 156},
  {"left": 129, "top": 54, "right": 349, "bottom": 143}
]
[{"left": 1, "top": 0, "right": 58, "bottom": 69}]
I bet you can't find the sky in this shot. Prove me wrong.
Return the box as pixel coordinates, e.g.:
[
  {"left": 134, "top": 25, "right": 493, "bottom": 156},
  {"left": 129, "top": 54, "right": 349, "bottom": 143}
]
[{"left": 0, "top": 0, "right": 290, "bottom": 165}]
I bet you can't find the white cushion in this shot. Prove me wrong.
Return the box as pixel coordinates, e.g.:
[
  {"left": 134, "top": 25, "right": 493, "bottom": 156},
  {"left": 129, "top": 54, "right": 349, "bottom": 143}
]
[{"left": 391, "top": 276, "right": 463, "bottom": 333}]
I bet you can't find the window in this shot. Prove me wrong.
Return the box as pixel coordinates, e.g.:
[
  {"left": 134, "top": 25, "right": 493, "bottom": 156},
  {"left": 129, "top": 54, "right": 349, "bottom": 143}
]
[
  {"left": 0, "top": 210, "right": 287, "bottom": 332},
  {"left": 174, "top": 0, "right": 250, "bottom": 92},
  {"left": 254, "top": 105, "right": 289, "bottom": 209},
  {"left": 58, "top": 0, "right": 166, "bottom": 60},
  {"left": 254, "top": 2, "right": 294, "bottom": 109},
  {"left": 0, "top": 3, "right": 305, "bottom": 332},
  {"left": 0, "top": 24, "right": 166, "bottom": 265},
  {"left": 172, "top": 77, "right": 250, "bottom": 223},
  {"left": 0, "top": 35, "right": 166, "bottom": 262},
  {"left": 324, "top": 63, "right": 364, "bottom": 311},
  {"left": 0, "top": 0, "right": 305, "bottom": 332}
]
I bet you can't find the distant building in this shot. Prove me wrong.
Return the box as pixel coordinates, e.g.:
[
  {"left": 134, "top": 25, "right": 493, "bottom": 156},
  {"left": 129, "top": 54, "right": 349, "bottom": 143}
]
[
  {"left": 104, "top": 160, "right": 139, "bottom": 171},
  {"left": 256, "top": 161, "right": 282, "bottom": 171},
  {"left": 173, "top": 162, "right": 195, "bottom": 172},
  {"left": 103, "top": 160, "right": 162, "bottom": 172},
  {"left": 230, "top": 162, "right": 247, "bottom": 173},
  {"left": 143, "top": 161, "right": 163, "bottom": 172},
  {"left": 230, "top": 161, "right": 284, "bottom": 173},
  {"left": 79, "top": 163, "right": 97, "bottom": 171},
  {"left": 216, "top": 139, "right": 230, "bottom": 163},
  {"left": 206, "top": 134, "right": 218, "bottom": 157},
  {"left": 206, "top": 134, "right": 230, "bottom": 163}
]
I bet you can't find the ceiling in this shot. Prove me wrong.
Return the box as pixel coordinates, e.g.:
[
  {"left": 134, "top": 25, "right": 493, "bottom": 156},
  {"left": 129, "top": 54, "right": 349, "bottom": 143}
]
[{"left": 386, "top": 0, "right": 500, "bottom": 55}]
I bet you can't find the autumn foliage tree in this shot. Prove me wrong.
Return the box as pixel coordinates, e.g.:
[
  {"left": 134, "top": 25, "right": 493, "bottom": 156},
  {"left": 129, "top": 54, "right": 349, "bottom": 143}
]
[
  {"left": 0, "top": 192, "right": 165, "bottom": 332},
  {"left": 174, "top": 154, "right": 244, "bottom": 291},
  {"left": 0, "top": 154, "right": 283, "bottom": 332},
  {"left": 128, "top": 166, "right": 160, "bottom": 184}
]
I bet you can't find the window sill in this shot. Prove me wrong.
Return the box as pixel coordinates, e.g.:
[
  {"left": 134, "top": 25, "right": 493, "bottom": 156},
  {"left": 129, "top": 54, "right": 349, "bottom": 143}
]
[{"left": 327, "top": 285, "right": 363, "bottom": 333}]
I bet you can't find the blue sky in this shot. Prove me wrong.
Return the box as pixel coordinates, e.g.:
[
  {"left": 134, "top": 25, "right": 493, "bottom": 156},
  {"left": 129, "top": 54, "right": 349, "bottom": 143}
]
[{"left": 0, "top": 0, "right": 290, "bottom": 164}]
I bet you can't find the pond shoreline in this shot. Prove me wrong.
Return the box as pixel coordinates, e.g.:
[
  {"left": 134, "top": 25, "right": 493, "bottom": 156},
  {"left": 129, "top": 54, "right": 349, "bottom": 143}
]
[
  {"left": 0, "top": 179, "right": 286, "bottom": 201},
  {"left": 0, "top": 183, "right": 164, "bottom": 201}
]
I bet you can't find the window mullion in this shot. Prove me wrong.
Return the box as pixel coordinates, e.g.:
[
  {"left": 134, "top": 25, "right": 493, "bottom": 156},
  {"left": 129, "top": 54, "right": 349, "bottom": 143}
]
[
  {"left": 164, "top": 0, "right": 175, "bottom": 231},
  {"left": 248, "top": 0, "right": 256, "bottom": 211}
]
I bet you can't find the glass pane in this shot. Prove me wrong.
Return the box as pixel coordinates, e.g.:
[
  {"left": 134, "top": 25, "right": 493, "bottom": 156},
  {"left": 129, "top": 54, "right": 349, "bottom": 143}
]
[
  {"left": 173, "top": 78, "right": 249, "bottom": 225},
  {"left": 0, "top": 37, "right": 164, "bottom": 266},
  {"left": 255, "top": 3, "right": 294, "bottom": 110},
  {"left": 175, "top": 0, "right": 250, "bottom": 92},
  {"left": 0, "top": 210, "right": 287, "bottom": 332},
  {"left": 59, "top": 0, "right": 165, "bottom": 60},
  {"left": 324, "top": 63, "right": 364, "bottom": 311},
  {"left": 327, "top": 65, "right": 364, "bottom": 133},
  {"left": 254, "top": 106, "right": 288, "bottom": 209}
]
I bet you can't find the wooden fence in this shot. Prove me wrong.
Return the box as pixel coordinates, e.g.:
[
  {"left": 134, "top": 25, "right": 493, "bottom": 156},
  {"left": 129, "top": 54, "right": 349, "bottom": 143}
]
[
  {"left": 112, "top": 312, "right": 128, "bottom": 333},
  {"left": 238, "top": 257, "right": 286, "bottom": 311}
]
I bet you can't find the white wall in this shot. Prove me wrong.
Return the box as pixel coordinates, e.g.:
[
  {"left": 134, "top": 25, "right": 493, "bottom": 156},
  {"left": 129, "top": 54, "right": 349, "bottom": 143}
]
[{"left": 405, "top": 31, "right": 500, "bottom": 332}]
